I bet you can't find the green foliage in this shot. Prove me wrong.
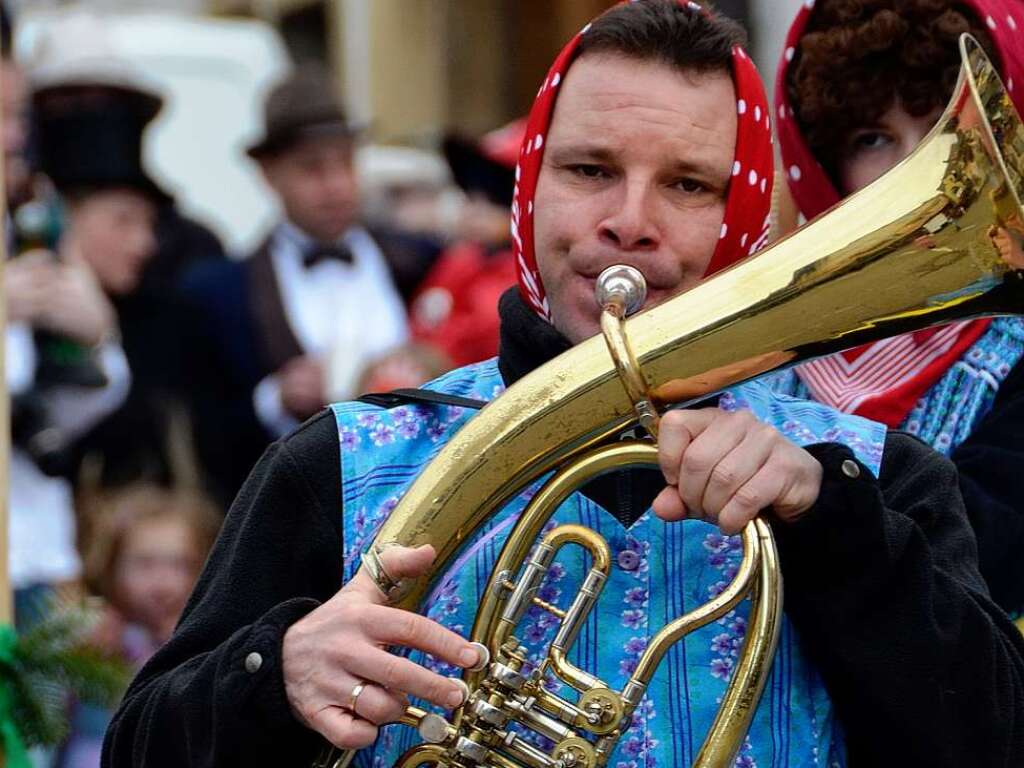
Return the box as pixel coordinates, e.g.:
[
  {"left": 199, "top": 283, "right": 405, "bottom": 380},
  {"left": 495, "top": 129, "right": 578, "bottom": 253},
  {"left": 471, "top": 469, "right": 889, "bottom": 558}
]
[{"left": 0, "top": 604, "right": 131, "bottom": 748}]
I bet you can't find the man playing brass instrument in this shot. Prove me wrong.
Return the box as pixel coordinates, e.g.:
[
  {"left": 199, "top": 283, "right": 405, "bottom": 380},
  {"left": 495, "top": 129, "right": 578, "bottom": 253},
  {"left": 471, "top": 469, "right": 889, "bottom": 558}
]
[{"left": 104, "top": 2, "right": 1024, "bottom": 767}]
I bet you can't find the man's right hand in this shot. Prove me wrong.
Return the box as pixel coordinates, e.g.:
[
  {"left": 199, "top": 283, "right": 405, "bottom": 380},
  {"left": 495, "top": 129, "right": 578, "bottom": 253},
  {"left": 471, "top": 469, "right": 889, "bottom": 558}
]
[
  {"left": 282, "top": 544, "right": 481, "bottom": 750},
  {"left": 279, "top": 355, "right": 327, "bottom": 420}
]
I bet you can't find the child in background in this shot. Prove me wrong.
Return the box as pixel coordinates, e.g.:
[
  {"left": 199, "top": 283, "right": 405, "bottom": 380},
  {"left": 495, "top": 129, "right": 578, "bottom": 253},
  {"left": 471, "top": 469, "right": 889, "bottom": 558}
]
[{"left": 57, "top": 485, "right": 220, "bottom": 768}]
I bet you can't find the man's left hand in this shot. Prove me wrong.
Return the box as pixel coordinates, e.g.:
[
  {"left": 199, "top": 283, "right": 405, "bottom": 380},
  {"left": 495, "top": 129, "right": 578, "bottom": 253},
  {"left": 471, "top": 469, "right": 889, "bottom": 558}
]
[{"left": 652, "top": 408, "right": 823, "bottom": 535}]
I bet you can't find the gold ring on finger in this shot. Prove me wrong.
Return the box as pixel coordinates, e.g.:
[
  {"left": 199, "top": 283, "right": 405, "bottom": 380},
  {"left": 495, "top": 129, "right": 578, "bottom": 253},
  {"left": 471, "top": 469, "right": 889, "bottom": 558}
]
[{"left": 348, "top": 681, "right": 368, "bottom": 713}]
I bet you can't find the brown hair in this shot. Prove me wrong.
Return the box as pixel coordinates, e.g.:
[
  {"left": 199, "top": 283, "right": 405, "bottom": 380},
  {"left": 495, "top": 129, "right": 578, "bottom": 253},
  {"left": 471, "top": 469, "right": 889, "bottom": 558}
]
[
  {"left": 83, "top": 485, "right": 221, "bottom": 604},
  {"left": 577, "top": 0, "right": 746, "bottom": 76},
  {"left": 787, "top": 0, "right": 999, "bottom": 179}
]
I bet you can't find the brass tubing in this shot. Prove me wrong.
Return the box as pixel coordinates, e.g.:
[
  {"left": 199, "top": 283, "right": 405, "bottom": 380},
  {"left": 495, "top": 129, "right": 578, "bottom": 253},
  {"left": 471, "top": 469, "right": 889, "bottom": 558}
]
[{"left": 501, "top": 542, "right": 556, "bottom": 630}]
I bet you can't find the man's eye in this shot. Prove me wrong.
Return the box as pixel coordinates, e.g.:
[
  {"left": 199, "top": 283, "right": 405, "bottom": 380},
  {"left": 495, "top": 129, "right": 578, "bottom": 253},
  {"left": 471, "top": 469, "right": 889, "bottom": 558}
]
[
  {"left": 674, "top": 178, "right": 706, "bottom": 193},
  {"left": 570, "top": 164, "right": 608, "bottom": 179}
]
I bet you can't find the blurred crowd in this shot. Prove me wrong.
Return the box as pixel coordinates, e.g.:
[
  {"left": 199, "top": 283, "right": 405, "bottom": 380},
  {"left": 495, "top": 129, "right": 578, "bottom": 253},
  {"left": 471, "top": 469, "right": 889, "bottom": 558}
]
[{"left": 1, "top": 5, "right": 519, "bottom": 764}]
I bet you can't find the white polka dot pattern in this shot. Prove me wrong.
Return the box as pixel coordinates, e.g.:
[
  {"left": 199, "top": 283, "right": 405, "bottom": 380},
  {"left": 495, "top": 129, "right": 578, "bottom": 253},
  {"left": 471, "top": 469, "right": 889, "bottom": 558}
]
[{"left": 514, "top": 0, "right": 777, "bottom": 319}]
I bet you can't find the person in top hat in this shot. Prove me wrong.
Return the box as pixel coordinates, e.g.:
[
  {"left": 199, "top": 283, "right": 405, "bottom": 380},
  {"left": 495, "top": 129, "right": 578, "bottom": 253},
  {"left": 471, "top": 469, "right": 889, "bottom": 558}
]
[
  {"left": 1, "top": 6, "right": 133, "bottom": 616},
  {"left": 180, "top": 65, "right": 408, "bottom": 507},
  {"left": 24, "top": 12, "right": 227, "bottom": 500}
]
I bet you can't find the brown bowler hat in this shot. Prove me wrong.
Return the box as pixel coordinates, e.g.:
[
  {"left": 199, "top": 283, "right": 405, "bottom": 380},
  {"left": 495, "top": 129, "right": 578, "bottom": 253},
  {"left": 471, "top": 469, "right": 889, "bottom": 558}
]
[{"left": 247, "top": 66, "right": 361, "bottom": 159}]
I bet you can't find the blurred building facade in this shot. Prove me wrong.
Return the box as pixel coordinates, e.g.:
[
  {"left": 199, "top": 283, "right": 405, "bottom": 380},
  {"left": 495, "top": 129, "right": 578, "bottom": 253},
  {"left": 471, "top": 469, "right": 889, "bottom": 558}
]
[
  {"left": 9, "top": 0, "right": 804, "bottom": 251},
  {"left": 11, "top": 0, "right": 802, "bottom": 145}
]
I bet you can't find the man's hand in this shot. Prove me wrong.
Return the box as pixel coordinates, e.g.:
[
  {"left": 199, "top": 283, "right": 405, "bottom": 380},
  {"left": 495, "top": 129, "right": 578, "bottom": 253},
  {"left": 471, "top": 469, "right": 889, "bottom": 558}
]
[
  {"left": 279, "top": 356, "right": 327, "bottom": 420},
  {"left": 652, "top": 408, "right": 823, "bottom": 535},
  {"left": 282, "top": 544, "right": 482, "bottom": 750}
]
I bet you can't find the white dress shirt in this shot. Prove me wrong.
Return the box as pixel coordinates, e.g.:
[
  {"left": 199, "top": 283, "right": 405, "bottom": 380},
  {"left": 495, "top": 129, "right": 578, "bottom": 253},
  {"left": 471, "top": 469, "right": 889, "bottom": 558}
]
[{"left": 253, "top": 221, "right": 409, "bottom": 437}]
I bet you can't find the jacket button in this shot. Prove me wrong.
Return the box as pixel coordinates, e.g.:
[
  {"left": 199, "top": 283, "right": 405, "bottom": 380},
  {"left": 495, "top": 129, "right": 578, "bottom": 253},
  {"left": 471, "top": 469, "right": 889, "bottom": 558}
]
[
  {"left": 617, "top": 549, "right": 640, "bottom": 571},
  {"left": 245, "top": 652, "right": 263, "bottom": 674},
  {"left": 840, "top": 459, "right": 861, "bottom": 479}
]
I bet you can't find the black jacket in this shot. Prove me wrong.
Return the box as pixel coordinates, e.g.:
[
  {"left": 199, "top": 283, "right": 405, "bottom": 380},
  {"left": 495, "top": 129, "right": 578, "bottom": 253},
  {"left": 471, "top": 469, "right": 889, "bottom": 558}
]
[{"left": 103, "top": 291, "right": 1024, "bottom": 768}]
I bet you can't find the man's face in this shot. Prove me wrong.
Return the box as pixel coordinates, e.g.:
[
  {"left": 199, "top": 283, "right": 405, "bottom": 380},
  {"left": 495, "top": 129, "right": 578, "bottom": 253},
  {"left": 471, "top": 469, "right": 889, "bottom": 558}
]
[
  {"left": 533, "top": 53, "right": 737, "bottom": 344},
  {"left": 1, "top": 59, "right": 30, "bottom": 204},
  {"left": 259, "top": 135, "right": 359, "bottom": 243}
]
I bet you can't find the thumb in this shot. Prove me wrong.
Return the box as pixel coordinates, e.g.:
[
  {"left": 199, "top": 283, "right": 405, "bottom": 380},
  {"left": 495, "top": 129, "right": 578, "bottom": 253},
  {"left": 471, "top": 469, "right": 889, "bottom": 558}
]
[{"left": 345, "top": 543, "right": 437, "bottom": 602}]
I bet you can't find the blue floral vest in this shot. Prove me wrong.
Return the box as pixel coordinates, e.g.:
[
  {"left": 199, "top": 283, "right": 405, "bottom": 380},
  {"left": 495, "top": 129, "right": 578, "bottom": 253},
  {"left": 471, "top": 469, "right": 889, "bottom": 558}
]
[
  {"left": 332, "top": 360, "right": 886, "bottom": 768},
  {"left": 759, "top": 318, "right": 1024, "bottom": 457}
]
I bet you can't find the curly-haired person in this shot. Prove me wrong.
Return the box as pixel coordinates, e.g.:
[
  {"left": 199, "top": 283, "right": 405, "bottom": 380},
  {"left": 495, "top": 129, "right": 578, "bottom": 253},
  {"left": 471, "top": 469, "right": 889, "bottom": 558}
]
[{"left": 774, "top": 1, "right": 1024, "bottom": 608}]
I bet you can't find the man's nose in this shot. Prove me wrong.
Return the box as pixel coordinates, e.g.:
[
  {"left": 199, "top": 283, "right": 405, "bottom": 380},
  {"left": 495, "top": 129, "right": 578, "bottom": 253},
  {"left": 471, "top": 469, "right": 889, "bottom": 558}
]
[{"left": 598, "top": 182, "right": 659, "bottom": 251}]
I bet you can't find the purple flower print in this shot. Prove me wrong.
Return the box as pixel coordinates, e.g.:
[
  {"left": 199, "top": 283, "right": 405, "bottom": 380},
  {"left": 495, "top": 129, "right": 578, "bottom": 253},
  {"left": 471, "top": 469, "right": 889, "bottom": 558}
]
[
  {"left": 369, "top": 421, "right": 395, "bottom": 446},
  {"left": 821, "top": 426, "right": 842, "bottom": 442},
  {"left": 356, "top": 412, "right": 380, "bottom": 428},
  {"left": 708, "top": 551, "right": 728, "bottom": 568},
  {"left": 703, "top": 533, "right": 730, "bottom": 554},
  {"left": 624, "top": 535, "right": 650, "bottom": 558},
  {"left": 629, "top": 697, "right": 656, "bottom": 727},
  {"left": 734, "top": 755, "right": 757, "bottom": 768},
  {"left": 729, "top": 615, "right": 747, "bottom": 637},
  {"left": 622, "top": 733, "right": 658, "bottom": 760},
  {"left": 619, "top": 656, "right": 639, "bottom": 677},
  {"left": 427, "top": 420, "right": 446, "bottom": 442},
  {"left": 547, "top": 562, "right": 566, "bottom": 581},
  {"left": 710, "top": 656, "right": 734, "bottom": 680},
  {"left": 537, "top": 583, "right": 562, "bottom": 605},
  {"left": 339, "top": 427, "right": 360, "bottom": 451},
  {"left": 621, "top": 610, "right": 645, "bottom": 630},
  {"left": 353, "top": 506, "right": 369, "bottom": 532},
  {"left": 542, "top": 674, "right": 562, "bottom": 694},
  {"left": 397, "top": 418, "right": 420, "bottom": 440},
  {"left": 624, "top": 587, "right": 648, "bottom": 609},
  {"left": 624, "top": 637, "right": 647, "bottom": 656},
  {"left": 523, "top": 621, "right": 549, "bottom": 644},
  {"left": 708, "top": 580, "right": 729, "bottom": 598},
  {"left": 711, "top": 633, "right": 737, "bottom": 656}
]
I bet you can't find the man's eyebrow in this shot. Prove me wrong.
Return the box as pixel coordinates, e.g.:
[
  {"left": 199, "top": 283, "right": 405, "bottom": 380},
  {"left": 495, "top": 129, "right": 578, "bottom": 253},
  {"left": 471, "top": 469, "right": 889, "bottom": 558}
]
[
  {"left": 547, "top": 143, "right": 728, "bottom": 180},
  {"left": 545, "top": 144, "right": 617, "bottom": 164}
]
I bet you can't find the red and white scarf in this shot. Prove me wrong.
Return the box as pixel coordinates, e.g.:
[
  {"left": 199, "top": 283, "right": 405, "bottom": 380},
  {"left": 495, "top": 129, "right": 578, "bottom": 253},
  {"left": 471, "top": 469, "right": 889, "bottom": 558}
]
[
  {"left": 775, "top": 0, "right": 1024, "bottom": 426},
  {"left": 512, "top": 0, "right": 776, "bottom": 320}
]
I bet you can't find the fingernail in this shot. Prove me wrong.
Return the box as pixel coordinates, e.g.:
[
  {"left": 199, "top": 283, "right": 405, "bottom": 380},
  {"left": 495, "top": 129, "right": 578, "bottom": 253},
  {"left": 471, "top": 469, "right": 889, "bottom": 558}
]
[
  {"left": 447, "top": 679, "right": 469, "bottom": 708},
  {"left": 460, "top": 647, "right": 478, "bottom": 667}
]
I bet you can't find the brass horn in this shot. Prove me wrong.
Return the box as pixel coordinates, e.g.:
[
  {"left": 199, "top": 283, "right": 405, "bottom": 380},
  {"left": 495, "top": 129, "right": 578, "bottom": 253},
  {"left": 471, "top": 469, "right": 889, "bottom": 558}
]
[{"left": 314, "top": 36, "right": 1024, "bottom": 768}]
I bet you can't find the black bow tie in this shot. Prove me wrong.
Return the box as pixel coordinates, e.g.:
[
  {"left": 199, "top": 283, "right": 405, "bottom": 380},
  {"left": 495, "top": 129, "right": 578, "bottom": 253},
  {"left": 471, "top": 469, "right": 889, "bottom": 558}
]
[{"left": 303, "top": 243, "right": 353, "bottom": 268}]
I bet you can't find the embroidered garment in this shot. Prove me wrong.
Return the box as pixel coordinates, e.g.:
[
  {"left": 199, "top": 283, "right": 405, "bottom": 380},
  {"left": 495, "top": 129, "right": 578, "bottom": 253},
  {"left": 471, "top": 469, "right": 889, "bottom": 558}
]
[
  {"left": 761, "top": 318, "right": 1024, "bottom": 457},
  {"left": 513, "top": 0, "right": 776, "bottom": 320},
  {"left": 774, "top": 0, "right": 1024, "bottom": 427},
  {"left": 333, "top": 360, "right": 885, "bottom": 768}
]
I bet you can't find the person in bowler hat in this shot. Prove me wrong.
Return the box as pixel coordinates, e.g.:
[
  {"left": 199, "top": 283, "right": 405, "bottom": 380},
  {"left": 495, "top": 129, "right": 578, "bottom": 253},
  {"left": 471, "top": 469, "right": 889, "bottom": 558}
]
[{"left": 180, "top": 65, "right": 409, "bottom": 507}]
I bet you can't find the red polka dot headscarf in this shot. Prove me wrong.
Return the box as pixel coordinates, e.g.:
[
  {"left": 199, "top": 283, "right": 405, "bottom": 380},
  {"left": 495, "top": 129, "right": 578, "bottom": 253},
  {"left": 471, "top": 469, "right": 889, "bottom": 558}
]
[
  {"left": 513, "top": 0, "right": 775, "bottom": 320},
  {"left": 775, "top": 0, "right": 1024, "bottom": 427}
]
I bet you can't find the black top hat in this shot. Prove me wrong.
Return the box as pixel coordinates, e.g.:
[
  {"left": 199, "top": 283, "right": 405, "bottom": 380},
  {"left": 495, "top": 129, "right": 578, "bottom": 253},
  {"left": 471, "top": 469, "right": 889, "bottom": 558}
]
[
  {"left": 35, "top": 101, "right": 170, "bottom": 205},
  {"left": 247, "top": 66, "right": 359, "bottom": 159}
]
